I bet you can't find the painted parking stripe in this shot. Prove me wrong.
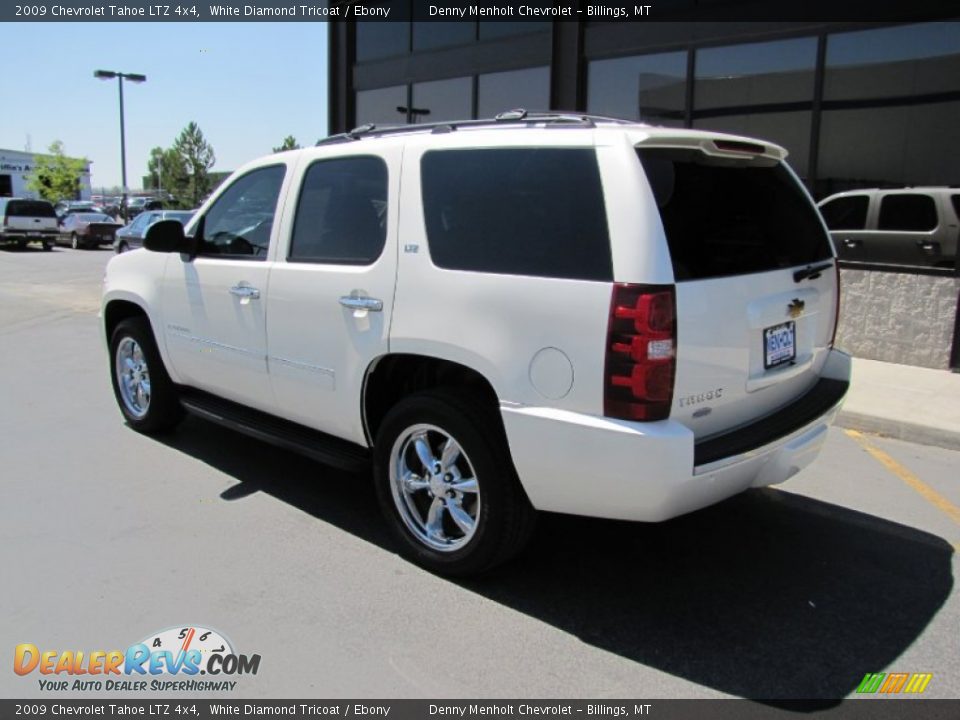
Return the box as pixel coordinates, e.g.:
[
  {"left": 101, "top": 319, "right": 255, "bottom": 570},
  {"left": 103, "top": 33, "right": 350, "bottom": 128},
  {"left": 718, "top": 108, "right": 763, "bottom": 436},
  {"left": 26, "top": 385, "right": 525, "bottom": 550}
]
[{"left": 845, "top": 429, "right": 960, "bottom": 528}]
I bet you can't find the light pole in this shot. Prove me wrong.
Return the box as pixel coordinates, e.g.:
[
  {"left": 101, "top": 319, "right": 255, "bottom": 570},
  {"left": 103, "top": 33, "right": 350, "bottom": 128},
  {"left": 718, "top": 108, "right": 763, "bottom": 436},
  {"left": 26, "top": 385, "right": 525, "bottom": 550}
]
[{"left": 94, "top": 69, "right": 146, "bottom": 221}]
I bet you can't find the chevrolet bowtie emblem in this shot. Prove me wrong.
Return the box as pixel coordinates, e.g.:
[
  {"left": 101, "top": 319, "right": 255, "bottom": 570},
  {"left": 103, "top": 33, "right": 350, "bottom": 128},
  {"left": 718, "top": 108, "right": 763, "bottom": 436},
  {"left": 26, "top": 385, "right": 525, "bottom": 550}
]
[{"left": 788, "top": 298, "right": 805, "bottom": 319}]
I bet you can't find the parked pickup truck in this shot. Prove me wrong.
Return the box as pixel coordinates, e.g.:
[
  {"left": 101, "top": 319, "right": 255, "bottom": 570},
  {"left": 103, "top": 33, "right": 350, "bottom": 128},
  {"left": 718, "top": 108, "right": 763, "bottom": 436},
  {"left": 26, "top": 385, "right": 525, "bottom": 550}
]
[{"left": 0, "top": 198, "right": 58, "bottom": 251}]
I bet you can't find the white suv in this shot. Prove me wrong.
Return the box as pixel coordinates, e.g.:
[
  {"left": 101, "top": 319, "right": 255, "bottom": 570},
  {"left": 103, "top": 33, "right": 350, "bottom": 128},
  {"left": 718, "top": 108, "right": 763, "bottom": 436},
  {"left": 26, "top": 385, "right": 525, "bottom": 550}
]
[{"left": 101, "top": 113, "right": 850, "bottom": 575}]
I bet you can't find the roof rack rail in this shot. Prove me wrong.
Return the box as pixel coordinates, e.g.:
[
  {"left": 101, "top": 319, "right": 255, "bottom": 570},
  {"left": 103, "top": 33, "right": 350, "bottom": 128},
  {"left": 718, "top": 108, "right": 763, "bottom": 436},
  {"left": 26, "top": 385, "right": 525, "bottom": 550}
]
[{"left": 316, "top": 110, "right": 636, "bottom": 145}]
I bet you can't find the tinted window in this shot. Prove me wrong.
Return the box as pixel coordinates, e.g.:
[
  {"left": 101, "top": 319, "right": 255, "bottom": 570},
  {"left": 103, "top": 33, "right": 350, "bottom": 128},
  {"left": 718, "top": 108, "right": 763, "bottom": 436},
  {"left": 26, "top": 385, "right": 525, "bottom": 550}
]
[
  {"left": 289, "top": 157, "right": 387, "bottom": 265},
  {"left": 820, "top": 195, "right": 869, "bottom": 230},
  {"left": 637, "top": 148, "right": 832, "bottom": 281},
  {"left": 6, "top": 200, "right": 56, "bottom": 218},
  {"left": 198, "top": 165, "right": 285, "bottom": 259},
  {"left": 878, "top": 195, "right": 938, "bottom": 231},
  {"left": 421, "top": 149, "right": 612, "bottom": 281}
]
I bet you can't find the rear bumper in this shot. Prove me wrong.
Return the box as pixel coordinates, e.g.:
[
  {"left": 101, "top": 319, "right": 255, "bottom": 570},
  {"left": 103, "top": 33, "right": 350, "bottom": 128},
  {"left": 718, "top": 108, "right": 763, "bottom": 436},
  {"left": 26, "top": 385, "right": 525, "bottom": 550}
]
[
  {"left": 0, "top": 230, "right": 57, "bottom": 242},
  {"left": 501, "top": 349, "right": 851, "bottom": 522}
]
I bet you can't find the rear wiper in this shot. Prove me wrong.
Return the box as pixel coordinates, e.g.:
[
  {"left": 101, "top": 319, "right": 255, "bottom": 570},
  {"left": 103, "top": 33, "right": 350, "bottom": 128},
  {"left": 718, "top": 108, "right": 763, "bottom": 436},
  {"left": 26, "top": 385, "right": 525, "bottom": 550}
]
[{"left": 793, "top": 262, "right": 833, "bottom": 283}]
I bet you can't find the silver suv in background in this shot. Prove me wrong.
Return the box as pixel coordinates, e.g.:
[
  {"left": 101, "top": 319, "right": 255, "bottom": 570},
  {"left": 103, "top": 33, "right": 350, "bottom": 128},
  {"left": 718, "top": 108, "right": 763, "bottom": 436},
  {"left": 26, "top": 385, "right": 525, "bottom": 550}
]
[
  {"left": 819, "top": 188, "right": 959, "bottom": 269},
  {"left": 0, "top": 198, "right": 58, "bottom": 251}
]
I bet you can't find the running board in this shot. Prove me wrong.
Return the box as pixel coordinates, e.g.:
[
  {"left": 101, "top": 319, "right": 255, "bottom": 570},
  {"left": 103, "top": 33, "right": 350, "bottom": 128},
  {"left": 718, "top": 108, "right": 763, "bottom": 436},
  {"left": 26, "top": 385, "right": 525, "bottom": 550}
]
[{"left": 178, "top": 388, "right": 370, "bottom": 472}]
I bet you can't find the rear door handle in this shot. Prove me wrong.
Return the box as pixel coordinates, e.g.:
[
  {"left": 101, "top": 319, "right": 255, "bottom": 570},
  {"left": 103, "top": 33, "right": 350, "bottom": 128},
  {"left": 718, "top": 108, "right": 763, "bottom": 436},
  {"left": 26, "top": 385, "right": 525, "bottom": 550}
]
[
  {"left": 229, "top": 285, "right": 260, "bottom": 300},
  {"left": 842, "top": 238, "right": 861, "bottom": 247},
  {"left": 339, "top": 296, "right": 383, "bottom": 312}
]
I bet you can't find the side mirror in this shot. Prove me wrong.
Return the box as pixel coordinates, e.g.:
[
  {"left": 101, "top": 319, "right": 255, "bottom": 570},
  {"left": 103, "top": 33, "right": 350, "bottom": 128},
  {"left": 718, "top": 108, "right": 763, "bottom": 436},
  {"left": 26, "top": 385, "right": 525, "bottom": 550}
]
[{"left": 144, "top": 219, "right": 194, "bottom": 254}]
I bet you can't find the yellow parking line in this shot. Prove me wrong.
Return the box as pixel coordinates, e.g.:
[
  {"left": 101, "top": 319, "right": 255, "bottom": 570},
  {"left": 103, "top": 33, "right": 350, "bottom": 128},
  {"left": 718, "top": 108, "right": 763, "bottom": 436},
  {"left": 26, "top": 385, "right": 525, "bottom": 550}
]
[{"left": 845, "top": 429, "right": 960, "bottom": 528}]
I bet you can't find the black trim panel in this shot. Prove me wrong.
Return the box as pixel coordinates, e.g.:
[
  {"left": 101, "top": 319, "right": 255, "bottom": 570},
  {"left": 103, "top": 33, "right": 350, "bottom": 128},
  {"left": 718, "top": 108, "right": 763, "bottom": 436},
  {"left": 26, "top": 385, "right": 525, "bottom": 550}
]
[
  {"left": 694, "top": 377, "right": 849, "bottom": 467},
  {"left": 178, "top": 387, "right": 370, "bottom": 472}
]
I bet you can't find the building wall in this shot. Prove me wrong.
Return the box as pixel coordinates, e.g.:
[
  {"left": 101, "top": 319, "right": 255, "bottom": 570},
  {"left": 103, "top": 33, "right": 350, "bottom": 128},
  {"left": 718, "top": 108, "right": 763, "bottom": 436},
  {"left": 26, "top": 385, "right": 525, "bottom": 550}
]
[
  {"left": 0, "top": 148, "right": 92, "bottom": 201},
  {"left": 836, "top": 269, "right": 959, "bottom": 369}
]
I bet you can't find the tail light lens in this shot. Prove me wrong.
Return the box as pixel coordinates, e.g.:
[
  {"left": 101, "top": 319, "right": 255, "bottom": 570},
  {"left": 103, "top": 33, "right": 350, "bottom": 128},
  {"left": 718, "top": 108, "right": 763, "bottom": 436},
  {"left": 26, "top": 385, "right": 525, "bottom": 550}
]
[{"left": 604, "top": 284, "right": 676, "bottom": 421}]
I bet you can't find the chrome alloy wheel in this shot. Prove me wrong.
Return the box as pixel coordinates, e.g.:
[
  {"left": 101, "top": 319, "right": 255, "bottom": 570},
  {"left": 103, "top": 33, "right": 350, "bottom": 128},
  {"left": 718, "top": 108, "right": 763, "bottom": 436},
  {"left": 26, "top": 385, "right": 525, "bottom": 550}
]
[
  {"left": 115, "top": 337, "right": 151, "bottom": 419},
  {"left": 389, "top": 423, "right": 481, "bottom": 552}
]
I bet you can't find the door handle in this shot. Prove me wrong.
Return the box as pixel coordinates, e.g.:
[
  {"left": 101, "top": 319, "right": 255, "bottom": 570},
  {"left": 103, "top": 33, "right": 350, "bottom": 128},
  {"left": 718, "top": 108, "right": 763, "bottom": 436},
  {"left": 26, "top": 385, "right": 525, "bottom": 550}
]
[
  {"left": 915, "top": 240, "right": 938, "bottom": 251},
  {"left": 339, "top": 296, "right": 383, "bottom": 312},
  {"left": 229, "top": 285, "right": 260, "bottom": 299},
  {"left": 842, "top": 238, "right": 860, "bottom": 247}
]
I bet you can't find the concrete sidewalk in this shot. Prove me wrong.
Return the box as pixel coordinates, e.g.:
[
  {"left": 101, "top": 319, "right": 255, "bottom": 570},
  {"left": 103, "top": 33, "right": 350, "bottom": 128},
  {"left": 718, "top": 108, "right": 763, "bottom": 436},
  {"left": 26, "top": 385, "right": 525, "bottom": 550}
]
[{"left": 836, "top": 357, "right": 960, "bottom": 451}]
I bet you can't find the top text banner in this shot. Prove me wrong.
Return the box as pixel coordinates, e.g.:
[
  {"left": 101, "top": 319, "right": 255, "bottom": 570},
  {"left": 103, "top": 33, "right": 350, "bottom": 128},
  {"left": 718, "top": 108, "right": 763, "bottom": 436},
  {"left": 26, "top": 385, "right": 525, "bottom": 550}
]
[{"left": 2, "top": 0, "right": 956, "bottom": 22}]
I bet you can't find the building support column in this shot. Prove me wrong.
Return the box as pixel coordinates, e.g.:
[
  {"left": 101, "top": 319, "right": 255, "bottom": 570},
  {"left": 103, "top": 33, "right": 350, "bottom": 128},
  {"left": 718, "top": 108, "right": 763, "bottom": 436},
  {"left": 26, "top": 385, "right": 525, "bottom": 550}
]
[
  {"left": 328, "top": 22, "right": 353, "bottom": 135},
  {"left": 551, "top": 15, "right": 584, "bottom": 112}
]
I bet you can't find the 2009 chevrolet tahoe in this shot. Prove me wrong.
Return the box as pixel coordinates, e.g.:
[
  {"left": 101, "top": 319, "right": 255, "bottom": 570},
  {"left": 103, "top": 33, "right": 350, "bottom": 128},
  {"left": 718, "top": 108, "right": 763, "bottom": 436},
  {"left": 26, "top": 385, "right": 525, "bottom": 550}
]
[{"left": 101, "top": 112, "right": 850, "bottom": 575}]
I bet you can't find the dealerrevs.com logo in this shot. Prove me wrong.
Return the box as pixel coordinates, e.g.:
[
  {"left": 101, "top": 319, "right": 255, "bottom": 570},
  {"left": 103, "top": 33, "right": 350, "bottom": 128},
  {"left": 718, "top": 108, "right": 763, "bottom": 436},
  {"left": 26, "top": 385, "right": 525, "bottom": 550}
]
[{"left": 14, "top": 626, "right": 260, "bottom": 692}]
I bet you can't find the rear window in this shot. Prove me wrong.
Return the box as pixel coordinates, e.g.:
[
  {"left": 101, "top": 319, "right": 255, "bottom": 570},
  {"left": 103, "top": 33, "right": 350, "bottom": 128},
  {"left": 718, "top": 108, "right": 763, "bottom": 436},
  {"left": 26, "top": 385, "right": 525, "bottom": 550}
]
[
  {"left": 421, "top": 148, "right": 612, "bottom": 282},
  {"left": 6, "top": 200, "right": 56, "bottom": 218},
  {"left": 637, "top": 148, "right": 832, "bottom": 281}
]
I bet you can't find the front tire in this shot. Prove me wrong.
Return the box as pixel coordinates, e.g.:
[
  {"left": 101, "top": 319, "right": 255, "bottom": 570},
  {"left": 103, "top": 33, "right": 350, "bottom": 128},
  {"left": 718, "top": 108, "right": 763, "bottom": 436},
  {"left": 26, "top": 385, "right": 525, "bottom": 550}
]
[
  {"left": 373, "top": 389, "right": 536, "bottom": 576},
  {"left": 117, "top": 241, "right": 129, "bottom": 254},
  {"left": 109, "top": 317, "right": 183, "bottom": 433},
  {"left": 42, "top": 240, "right": 52, "bottom": 251}
]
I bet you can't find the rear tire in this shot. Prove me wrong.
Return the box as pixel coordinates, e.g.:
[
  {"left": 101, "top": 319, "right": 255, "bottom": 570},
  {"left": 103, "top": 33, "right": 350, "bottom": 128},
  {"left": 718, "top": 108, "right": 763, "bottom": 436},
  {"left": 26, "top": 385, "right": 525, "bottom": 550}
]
[
  {"left": 109, "top": 317, "right": 183, "bottom": 434},
  {"left": 117, "top": 241, "right": 129, "bottom": 254},
  {"left": 373, "top": 389, "right": 536, "bottom": 576},
  {"left": 42, "top": 240, "right": 52, "bottom": 251}
]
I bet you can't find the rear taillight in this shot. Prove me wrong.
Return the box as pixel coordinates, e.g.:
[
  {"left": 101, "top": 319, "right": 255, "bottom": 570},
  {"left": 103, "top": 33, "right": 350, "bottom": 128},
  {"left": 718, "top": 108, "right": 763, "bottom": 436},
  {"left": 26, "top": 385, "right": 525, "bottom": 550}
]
[
  {"left": 604, "top": 284, "right": 676, "bottom": 421},
  {"left": 830, "top": 262, "right": 841, "bottom": 349}
]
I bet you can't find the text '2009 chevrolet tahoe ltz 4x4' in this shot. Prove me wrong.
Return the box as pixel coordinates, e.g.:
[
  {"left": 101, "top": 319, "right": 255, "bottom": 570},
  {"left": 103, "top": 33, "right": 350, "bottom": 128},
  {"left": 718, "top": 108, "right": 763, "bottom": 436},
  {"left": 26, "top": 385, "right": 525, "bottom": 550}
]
[{"left": 101, "top": 112, "right": 850, "bottom": 576}]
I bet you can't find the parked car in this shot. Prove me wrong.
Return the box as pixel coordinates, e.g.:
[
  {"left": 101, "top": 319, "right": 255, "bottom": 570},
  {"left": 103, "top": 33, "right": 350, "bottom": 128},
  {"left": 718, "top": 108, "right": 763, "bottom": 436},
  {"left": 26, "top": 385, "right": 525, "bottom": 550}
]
[
  {"left": 101, "top": 112, "right": 850, "bottom": 576},
  {"left": 0, "top": 198, "right": 58, "bottom": 251},
  {"left": 124, "top": 196, "right": 161, "bottom": 219},
  {"left": 114, "top": 210, "right": 194, "bottom": 253},
  {"left": 818, "top": 187, "right": 960, "bottom": 269},
  {"left": 58, "top": 212, "right": 122, "bottom": 249},
  {"left": 56, "top": 201, "right": 106, "bottom": 219}
]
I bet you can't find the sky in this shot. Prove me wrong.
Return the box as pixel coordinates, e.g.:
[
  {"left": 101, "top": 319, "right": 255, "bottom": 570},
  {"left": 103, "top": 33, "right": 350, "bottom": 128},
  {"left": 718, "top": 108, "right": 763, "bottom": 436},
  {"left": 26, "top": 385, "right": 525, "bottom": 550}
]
[{"left": 0, "top": 22, "right": 328, "bottom": 190}]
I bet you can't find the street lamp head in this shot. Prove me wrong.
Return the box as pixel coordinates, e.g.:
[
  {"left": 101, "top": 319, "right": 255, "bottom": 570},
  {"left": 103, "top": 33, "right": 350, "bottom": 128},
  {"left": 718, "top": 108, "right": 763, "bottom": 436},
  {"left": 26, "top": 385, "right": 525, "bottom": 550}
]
[
  {"left": 94, "top": 70, "right": 117, "bottom": 80},
  {"left": 125, "top": 74, "right": 147, "bottom": 83}
]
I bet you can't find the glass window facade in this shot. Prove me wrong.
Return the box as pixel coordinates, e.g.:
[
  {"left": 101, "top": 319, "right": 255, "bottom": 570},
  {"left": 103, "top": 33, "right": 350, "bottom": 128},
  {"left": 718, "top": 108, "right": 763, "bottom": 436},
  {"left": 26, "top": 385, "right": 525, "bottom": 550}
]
[
  {"left": 356, "top": 23, "right": 409, "bottom": 62},
  {"left": 587, "top": 51, "right": 687, "bottom": 126},
  {"left": 411, "top": 77, "right": 473, "bottom": 123},
  {"left": 413, "top": 22, "right": 475, "bottom": 52},
  {"left": 477, "top": 66, "right": 550, "bottom": 118},
  {"left": 693, "top": 37, "right": 817, "bottom": 177},
  {"left": 818, "top": 23, "right": 960, "bottom": 196},
  {"left": 356, "top": 85, "right": 407, "bottom": 127}
]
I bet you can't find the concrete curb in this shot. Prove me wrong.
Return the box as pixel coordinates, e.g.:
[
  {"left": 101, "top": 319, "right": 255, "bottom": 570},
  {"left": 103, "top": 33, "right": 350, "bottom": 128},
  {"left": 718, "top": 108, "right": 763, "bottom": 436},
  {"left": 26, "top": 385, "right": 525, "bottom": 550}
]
[{"left": 836, "top": 410, "right": 960, "bottom": 452}]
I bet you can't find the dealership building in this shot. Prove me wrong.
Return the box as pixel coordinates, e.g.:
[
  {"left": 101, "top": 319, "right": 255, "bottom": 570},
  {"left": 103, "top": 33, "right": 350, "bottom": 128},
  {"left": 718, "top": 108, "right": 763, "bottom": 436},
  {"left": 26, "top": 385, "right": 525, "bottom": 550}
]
[
  {"left": 328, "top": 7, "right": 959, "bottom": 200},
  {"left": 327, "top": 4, "right": 960, "bottom": 369},
  {"left": 0, "top": 148, "right": 92, "bottom": 201}
]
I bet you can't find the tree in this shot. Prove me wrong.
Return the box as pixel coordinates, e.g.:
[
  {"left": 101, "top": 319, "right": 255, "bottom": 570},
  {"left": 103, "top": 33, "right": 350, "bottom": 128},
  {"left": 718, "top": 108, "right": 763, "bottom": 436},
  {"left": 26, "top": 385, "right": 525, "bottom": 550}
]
[
  {"left": 273, "top": 135, "right": 300, "bottom": 153},
  {"left": 147, "top": 146, "right": 188, "bottom": 204},
  {"left": 173, "top": 122, "right": 216, "bottom": 207},
  {"left": 25, "top": 141, "right": 88, "bottom": 203}
]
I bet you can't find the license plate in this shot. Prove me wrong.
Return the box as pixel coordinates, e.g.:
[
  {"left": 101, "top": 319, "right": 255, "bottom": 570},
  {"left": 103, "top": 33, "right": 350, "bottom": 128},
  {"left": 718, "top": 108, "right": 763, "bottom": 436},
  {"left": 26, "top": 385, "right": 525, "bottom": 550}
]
[{"left": 764, "top": 321, "right": 796, "bottom": 369}]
